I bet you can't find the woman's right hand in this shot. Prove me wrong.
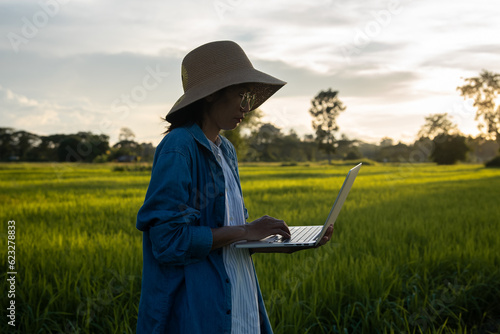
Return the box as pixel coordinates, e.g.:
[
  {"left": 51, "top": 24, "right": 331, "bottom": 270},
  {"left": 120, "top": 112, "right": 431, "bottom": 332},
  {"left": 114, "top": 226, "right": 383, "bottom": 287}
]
[{"left": 244, "top": 215, "right": 291, "bottom": 241}]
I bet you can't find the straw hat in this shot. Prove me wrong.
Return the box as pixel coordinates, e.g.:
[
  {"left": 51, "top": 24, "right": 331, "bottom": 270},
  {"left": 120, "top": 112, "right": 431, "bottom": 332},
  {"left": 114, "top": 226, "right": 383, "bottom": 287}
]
[{"left": 166, "top": 40, "right": 286, "bottom": 122}]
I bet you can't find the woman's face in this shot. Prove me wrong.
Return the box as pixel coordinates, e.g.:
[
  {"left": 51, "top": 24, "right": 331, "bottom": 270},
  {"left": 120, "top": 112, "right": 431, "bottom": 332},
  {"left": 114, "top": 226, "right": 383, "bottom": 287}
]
[{"left": 205, "top": 84, "right": 254, "bottom": 131}]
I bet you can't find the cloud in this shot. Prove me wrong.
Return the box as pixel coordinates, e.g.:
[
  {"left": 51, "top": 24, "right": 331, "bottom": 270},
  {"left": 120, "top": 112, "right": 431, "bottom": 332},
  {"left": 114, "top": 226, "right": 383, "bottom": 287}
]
[
  {"left": 0, "top": 85, "right": 97, "bottom": 132},
  {"left": 0, "top": 0, "right": 499, "bottom": 145},
  {"left": 419, "top": 44, "right": 500, "bottom": 73},
  {"left": 1, "top": 85, "right": 39, "bottom": 108},
  {"left": 0, "top": 83, "right": 166, "bottom": 144},
  {"left": 253, "top": 56, "right": 421, "bottom": 103},
  {"left": 0, "top": 50, "right": 179, "bottom": 103}
]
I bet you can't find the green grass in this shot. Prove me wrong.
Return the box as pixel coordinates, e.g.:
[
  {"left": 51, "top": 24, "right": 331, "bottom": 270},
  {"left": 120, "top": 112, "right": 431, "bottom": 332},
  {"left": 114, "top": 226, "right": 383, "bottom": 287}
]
[{"left": 1, "top": 162, "right": 499, "bottom": 333}]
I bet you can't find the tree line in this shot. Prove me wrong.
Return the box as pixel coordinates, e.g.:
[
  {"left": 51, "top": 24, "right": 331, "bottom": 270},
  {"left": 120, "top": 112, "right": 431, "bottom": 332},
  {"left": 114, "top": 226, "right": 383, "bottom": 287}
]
[
  {"left": 1, "top": 70, "right": 499, "bottom": 166},
  {"left": 223, "top": 71, "right": 500, "bottom": 166},
  {"left": 222, "top": 113, "right": 498, "bottom": 165},
  {"left": 0, "top": 128, "right": 155, "bottom": 163},
  {"left": 1, "top": 121, "right": 498, "bottom": 165}
]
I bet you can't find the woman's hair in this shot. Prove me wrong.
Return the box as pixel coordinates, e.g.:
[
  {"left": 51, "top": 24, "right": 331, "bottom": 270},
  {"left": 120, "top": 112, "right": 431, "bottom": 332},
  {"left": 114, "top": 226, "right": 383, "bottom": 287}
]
[{"left": 163, "top": 98, "right": 206, "bottom": 134}]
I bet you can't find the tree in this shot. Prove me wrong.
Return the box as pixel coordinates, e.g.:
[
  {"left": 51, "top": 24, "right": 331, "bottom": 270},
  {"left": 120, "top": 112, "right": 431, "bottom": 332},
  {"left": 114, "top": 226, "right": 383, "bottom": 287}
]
[
  {"left": 279, "top": 129, "right": 307, "bottom": 162},
  {"left": 111, "top": 140, "right": 140, "bottom": 162},
  {"left": 309, "top": 89, "right": 346, "bottom": 164},
  {"left": 358, "top": 142, "right": 379, "bottom": 160},
  {"left": 222, "top": 108, "right": 263, "bottom": 160},
  {"left": 34, "top": 134, "right": 70, "bottom": 162},
  {"left": 376, "top": 142, "right": 412, "bottom": 162},
  {"left": 467, "top": 136, "right": 499, "bottom": 163},
  {"left": 57, "top": 132, "right": 109, "bottom": 162},
  {"left": 246, "top": 123, "right": 283, "bottom": 161},
  {"left": 457, "top": 70, "right": 500, "bottom": 147},
  {"left": 417, "top": 113, "right": 459, "bottom": 139},
  {"left": 431, "top": 134, "right": 469, "bottom": 165},
  {"left": 335, "top": 134, "right": 360, "bottom": 160},
  {"left": 139, "top": 142, "right": 156, "bottom": 162},
  {"left": 417, "top": 113, "right": 468, "bottom": 165},
  {"left": 253, "top": 123, "right": 282, "bottom": 145},
  {"left": 118, "top": 127, "right": 136, "bottom": 142},
  {"left": 0, "top": 128, "right": 15, "bottom": 161},
  {"left": 380, "top": 137, "right": 394, "bottom": 147}
]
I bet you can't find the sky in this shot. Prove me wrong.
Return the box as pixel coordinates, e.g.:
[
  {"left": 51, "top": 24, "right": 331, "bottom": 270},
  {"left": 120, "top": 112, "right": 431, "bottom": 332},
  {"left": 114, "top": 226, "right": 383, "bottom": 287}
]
[{"left": 1, "top": 0, "right": 499, "bottom": 146}]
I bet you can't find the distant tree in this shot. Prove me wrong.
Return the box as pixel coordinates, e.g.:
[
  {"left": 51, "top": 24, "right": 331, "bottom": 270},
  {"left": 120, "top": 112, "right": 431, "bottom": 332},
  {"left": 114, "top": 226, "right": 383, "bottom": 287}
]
[
  {"left": 246, "top": 123, "right": 283, "bottom": 161},
  {"left": 36, "top": 134, "right": 70, "bottom": 161},
  {"left": 0, "top": 128, "right": 15, "bottom": 161},
  {"left": 417, "top": 113, "right": 459, "bottom": 139},
  {"left": 380, "top": 137, "right": 394, "bottom": 147},
  {"left": 417, "top": 113, "right": 468, "bottom": 164},
  {"left": 376, "top": 142, "right": 412, "bottom": 162},
  {"left": 118, "top": 127, "right": 136, "bottom": 142},
  {"left": 111, "top": 128, "right": 156, "bottom": 162},
  {"left": 335, "top": 134, "right": 360, "bottom": 160},
  {"left": 309, "top": 89, "right": 346, "bottom": 164},
  {"left": 431, "top": 134, "right": 469, "bottom": 165},
  {"left": 240, "top": 108, "right": 263, "bottom": 133},
  {"left": 485, "top": 156, "right": 500, "bottom": 167},
  {"left": 139, "top": 142, "right": 156, "bottom": 162},
  {"left": 57, "top": 132, "right": 109, "bottom": 162},
  {"left": 467, "top": 136, "right": 499, "bottom": 163},
  {"left": 255, "top": 123, "right": 282, "bottom": 145},
  {"left": 223, "top": 108, "right": 263, "bottom": 160},
  {"left": 344, "top": 149, "right": 362, "bottom": 161},
  {"left": 279, "top": 129, "right": 307, "bottom": 162},
  {"left": 10, "top": 130, "right": 41, "bottom": 160},
  {"left": 412, "top": 137, "right": 434, "bottom": 163},
  {"left": 111, "top": 140, "right": 141, "bottom": 162},
  {"left": 223, "top": 129, "right": 247, "bottom": 160},
  {"left": 303, "top": 134, "right": 314, "bottom": 142},
  {"left": 358, "top": 142, "right": 380, "bottom": 160},
  {"left": 457, "top": 70, "right": 500, "bottom": 147}
]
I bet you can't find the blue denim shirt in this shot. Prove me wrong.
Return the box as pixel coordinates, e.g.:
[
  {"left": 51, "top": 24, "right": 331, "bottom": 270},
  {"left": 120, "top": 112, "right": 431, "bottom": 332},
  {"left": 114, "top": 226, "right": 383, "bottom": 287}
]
[{"left": 136, "top": 122, "right": 273, "bottom": 334}]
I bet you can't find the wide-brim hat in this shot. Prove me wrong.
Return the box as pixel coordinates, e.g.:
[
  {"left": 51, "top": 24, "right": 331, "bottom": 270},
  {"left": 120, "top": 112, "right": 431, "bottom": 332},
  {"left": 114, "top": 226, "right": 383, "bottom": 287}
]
[{"left": 166, "top": 40, "right": 286, "bottom": 123}]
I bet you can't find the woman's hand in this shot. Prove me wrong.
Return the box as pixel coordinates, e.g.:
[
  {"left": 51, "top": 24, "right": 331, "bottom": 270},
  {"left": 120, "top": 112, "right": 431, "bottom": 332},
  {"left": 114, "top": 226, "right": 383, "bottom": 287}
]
[
  {"left": 211, "top": 215, "right": 290, "bottom": 250},
  {"left": 244, "top": 215, "right": 291, "bottom": 241},
  {"left": 316, "top": 224, "right": 334, "bottom": 247},
  {"left": 251, "top": 224, "right": 334, "bottom": 254}
]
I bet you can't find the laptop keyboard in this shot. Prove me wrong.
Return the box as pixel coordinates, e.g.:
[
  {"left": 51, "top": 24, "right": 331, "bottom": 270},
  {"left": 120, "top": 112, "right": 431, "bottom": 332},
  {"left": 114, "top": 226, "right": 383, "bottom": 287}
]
[{"left": 278, "top": 226, "right": 323, "bottom": 243}]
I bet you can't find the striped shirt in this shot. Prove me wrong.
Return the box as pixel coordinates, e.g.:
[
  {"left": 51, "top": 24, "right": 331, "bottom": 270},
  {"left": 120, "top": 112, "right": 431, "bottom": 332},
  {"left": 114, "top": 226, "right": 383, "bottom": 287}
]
[{"left": 210, "top": 137, "right": 260, "bottom": 334}]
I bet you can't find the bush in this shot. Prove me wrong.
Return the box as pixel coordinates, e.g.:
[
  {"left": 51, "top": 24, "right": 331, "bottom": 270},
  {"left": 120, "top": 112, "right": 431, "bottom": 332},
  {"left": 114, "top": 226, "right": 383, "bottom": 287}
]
[{"left": 485, "top": 155, "right": 500, "bottom": 168}]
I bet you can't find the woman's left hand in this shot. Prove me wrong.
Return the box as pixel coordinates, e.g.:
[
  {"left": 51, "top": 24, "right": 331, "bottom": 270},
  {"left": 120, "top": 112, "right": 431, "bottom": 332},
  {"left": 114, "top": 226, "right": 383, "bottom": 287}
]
[{"left": 315, "top": 224, "right": 334, "bottom": 247}]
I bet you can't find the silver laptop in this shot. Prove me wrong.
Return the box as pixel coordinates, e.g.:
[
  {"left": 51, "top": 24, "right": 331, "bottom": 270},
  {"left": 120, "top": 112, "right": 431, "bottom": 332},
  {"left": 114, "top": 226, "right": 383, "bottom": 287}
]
[{"left": 234, "top": 163, "right": 362, "bottom": 249}]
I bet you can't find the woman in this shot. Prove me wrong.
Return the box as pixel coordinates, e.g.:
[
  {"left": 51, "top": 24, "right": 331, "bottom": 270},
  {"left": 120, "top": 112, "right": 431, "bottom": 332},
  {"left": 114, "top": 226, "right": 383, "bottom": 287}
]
[{"left": 136, "top": 40, "right": 333, "bottom": 334}]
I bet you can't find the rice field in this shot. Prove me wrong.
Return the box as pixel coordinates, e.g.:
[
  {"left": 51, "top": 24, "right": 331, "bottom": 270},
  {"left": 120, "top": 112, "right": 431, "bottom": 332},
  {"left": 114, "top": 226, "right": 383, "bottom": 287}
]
[{"left": 1, "top": 162, "right": 499, "bottom": 333}]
